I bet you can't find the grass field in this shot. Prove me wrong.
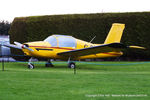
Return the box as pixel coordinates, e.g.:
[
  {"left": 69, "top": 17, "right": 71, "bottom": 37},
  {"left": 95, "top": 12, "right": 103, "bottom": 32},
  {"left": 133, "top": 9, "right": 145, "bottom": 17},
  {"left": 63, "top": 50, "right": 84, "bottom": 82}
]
[{"left": 0, "top": 61, "right": 150, "bottom": 100}]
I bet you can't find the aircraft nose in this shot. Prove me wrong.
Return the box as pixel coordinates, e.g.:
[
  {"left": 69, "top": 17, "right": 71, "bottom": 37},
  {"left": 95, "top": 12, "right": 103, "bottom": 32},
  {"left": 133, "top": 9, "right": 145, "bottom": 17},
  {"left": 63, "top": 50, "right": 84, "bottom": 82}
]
[{"left": 25, "top": 41, "right": 51, "bottom": 47}]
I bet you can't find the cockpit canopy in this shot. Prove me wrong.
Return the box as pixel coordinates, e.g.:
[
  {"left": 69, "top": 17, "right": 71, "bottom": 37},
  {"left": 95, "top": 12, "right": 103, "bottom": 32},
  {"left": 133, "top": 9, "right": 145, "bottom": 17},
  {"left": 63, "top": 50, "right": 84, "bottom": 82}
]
[{"left": 44, "top": 35, "right": 76, "bottom": 48}]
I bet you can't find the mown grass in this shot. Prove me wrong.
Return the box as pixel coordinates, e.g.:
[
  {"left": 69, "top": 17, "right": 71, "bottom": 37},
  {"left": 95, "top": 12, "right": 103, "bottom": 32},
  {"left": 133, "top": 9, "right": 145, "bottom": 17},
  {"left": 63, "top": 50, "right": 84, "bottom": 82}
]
[{"left": 0, "top": 61, "right": 150, "bottom": 100}]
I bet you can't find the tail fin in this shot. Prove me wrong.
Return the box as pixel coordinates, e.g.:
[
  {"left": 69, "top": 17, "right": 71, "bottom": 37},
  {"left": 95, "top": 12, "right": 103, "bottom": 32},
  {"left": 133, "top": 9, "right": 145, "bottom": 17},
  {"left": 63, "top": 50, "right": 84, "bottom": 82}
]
[{"left": 104, "top": 23, "right": 125, "bottom": 44}]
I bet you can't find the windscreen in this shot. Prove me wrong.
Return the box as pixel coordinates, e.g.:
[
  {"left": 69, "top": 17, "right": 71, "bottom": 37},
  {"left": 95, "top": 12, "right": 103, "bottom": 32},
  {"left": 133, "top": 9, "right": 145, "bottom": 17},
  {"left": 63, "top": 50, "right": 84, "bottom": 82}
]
[
  {"left": 57, "top": 36, "right": 76, "bottom": 48},
  {"left": 44, "top": 36, "right": 57, "bottom": 47},
  {"left": 44, "top": 35, "right": 76, "bottom": 48}
]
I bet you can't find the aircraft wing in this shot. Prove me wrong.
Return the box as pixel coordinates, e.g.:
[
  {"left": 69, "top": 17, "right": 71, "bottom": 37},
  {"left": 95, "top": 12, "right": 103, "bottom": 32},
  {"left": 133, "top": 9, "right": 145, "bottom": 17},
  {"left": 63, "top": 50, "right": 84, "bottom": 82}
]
[{"left": 57, "top": 43, "right": 127, "bottom": 57}]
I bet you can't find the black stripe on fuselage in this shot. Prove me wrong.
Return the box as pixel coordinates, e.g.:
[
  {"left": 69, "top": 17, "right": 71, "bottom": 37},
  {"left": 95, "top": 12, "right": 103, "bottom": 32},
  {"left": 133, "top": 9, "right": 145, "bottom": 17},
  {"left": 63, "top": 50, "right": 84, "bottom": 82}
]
[{"left": 36, "top": 48, "right": 53, "bottom": 51}]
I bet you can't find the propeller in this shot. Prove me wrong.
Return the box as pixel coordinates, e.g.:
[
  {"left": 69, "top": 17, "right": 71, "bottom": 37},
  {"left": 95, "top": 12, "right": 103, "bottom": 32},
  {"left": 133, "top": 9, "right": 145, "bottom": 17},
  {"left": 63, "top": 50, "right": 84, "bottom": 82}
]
[
  {"left": 14, "top": 42, "right": 22, "bottom": 48},
  {"left": 14, "top": 41, "right": 34, "bottom": 51}
]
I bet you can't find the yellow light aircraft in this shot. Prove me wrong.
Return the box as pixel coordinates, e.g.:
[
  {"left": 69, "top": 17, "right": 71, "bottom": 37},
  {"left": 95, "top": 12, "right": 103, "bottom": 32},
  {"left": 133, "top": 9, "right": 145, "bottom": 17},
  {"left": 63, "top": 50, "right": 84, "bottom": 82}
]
[{"left": 2, "top": 23, "right": 145, "bottom": 69}]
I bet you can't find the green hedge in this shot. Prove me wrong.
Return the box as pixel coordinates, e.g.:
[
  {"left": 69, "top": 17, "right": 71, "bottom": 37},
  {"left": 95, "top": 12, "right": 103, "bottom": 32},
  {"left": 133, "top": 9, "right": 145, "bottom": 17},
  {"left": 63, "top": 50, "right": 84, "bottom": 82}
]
[{"left": 9, "top": 12, "right": 150, "bottom": 60}]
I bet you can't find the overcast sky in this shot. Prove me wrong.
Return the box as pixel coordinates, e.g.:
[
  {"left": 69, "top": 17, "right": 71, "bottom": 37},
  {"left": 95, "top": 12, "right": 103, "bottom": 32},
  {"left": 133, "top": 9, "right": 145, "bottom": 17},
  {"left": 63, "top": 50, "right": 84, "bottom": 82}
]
[{"left": 1, "top": 0, "right": 150, "bottom": 22}]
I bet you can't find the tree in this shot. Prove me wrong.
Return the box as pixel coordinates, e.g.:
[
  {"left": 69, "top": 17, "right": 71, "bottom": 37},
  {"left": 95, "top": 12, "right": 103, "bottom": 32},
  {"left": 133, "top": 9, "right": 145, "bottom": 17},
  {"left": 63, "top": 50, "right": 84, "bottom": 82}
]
[{"left": 0, "top": 21, "right": 11, "bottom": 35}]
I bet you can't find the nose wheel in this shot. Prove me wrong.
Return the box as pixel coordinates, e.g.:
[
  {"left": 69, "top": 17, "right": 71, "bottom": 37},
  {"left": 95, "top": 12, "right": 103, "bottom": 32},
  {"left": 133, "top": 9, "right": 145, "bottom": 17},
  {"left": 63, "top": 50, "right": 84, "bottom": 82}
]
[
  {"left": 28, "top": 63, "right": 34, "bottom": 69},
  {"left": 28, "top": 57, "right": 36, "bottom": 69}
]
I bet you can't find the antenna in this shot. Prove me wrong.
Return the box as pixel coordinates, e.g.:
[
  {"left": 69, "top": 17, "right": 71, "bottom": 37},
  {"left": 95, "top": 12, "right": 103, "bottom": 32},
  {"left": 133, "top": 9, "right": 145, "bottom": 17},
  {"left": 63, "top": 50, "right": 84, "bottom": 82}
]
[{"left": 89, "top": 36, "right": 96, "bottom": 43}]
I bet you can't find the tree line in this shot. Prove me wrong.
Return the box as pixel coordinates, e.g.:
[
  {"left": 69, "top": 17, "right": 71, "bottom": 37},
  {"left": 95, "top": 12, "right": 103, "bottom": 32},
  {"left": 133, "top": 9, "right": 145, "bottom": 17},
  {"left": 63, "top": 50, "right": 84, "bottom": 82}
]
[{"left": 0, "top": 21, "right": 11, "bottom": 35}]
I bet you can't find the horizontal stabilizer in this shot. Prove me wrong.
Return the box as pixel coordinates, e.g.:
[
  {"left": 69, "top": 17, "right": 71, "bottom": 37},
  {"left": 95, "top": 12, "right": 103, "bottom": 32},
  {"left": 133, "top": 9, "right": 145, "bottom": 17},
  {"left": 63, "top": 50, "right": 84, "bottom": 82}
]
[{"left": 129, "top": 46, "right": 146, "bottom": 49}]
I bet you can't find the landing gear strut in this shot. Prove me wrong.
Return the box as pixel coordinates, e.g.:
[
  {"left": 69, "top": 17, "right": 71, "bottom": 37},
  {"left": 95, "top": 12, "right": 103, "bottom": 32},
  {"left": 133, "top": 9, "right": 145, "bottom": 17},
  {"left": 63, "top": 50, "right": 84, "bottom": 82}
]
[
  {"left": 27, "top": 58, "right": 54, "bottom": 69},
  {"left": 28, "top": 57, "right": 35, "bottom": 69},
  {"left": 45, "top": 59, "right": 54, "bottom": 67}
]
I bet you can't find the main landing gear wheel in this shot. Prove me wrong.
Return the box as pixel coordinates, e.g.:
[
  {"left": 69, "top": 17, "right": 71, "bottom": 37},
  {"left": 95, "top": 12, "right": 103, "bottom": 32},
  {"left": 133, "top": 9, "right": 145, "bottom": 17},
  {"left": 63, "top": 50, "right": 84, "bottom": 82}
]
[
  {"left": 68, "top": 62, "right": 76, "bottom": 69},
  {"left": 45, "top": 63, "right": 54, "bottom": 67},
  {"left": 45, "top": 59, "right": 54, "bottom": 67},
  {"left": 28, "top": 63, "right": 34, "bottom": 69}
]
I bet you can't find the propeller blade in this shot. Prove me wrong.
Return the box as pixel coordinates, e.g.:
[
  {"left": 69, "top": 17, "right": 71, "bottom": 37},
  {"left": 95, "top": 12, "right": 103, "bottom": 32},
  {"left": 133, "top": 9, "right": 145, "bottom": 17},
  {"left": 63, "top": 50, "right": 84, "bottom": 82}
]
[
  {"left": 2, "top": 43, "right": 22, "bottom": 49},
  {"left": 14, "top": 41, "right": 34, "bottom": 51},
  {"left": 14, "top": 41, "right": 22, "bottom": 47}
]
